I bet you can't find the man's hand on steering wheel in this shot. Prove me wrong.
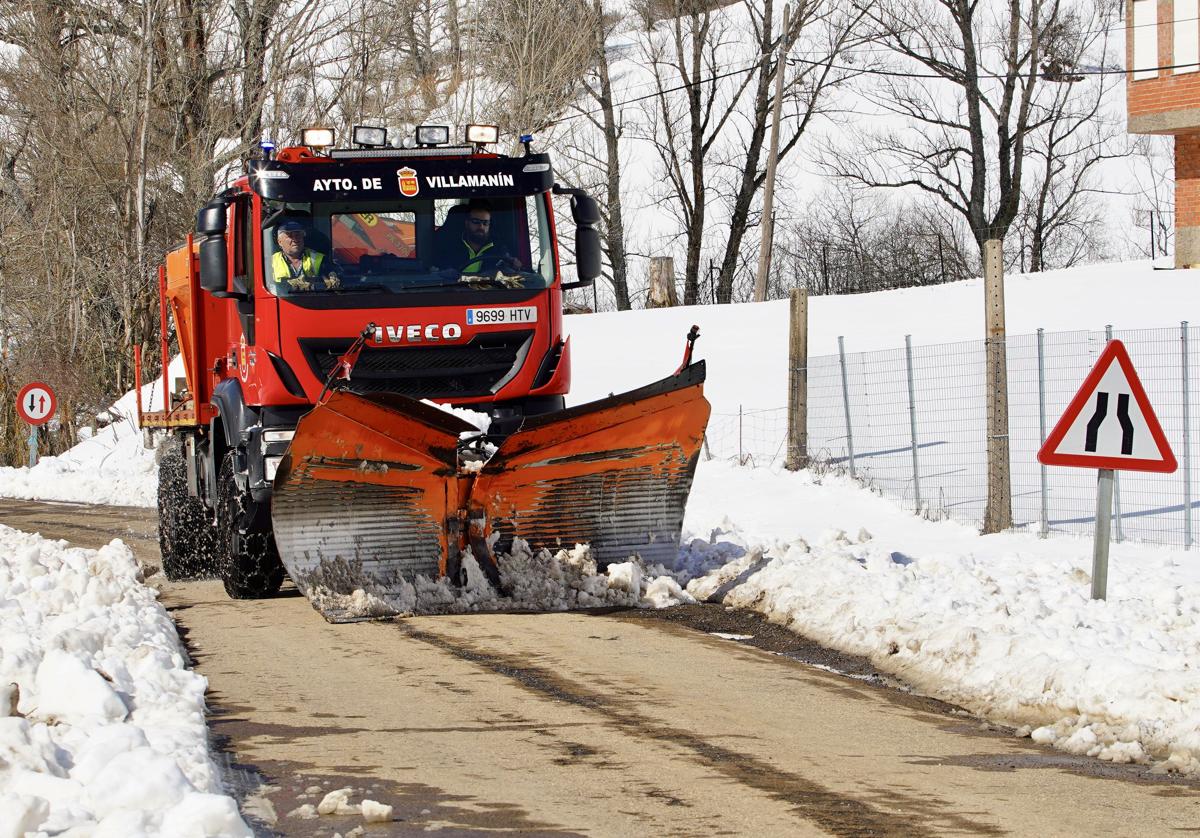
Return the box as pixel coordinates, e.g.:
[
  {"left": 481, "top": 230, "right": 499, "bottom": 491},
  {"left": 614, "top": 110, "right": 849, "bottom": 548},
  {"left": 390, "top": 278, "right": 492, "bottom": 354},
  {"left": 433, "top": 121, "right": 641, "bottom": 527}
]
[{"left": 462, "top": 253, "right": 522, "bottom": 273}]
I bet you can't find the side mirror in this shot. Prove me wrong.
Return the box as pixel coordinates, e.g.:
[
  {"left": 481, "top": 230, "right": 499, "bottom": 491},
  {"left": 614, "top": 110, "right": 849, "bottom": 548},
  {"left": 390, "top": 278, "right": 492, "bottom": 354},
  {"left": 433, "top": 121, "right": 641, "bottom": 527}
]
[
  {"left": 567, "top": 194, "right": 601, "bottom": 287},
  {"left": 570, "top": 193, "right": 601, "bottom": 227},
  {"left": 197, "top": 200, "right": 229, "bottom": 293}
]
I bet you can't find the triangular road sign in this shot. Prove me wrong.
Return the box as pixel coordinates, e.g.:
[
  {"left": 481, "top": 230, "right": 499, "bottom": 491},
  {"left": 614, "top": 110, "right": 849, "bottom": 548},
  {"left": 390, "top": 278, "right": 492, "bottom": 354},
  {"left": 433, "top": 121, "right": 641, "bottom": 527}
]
[{"left": 1038, "top": 340, "right": 1176, "bottom": 473}]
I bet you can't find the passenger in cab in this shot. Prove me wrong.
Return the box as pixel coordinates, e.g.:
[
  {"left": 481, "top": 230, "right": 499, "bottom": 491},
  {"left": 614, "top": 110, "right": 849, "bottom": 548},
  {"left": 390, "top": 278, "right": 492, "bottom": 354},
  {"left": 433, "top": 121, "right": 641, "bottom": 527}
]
[{"left": 272, "top": 221, "right": 341, "bottom": 291}]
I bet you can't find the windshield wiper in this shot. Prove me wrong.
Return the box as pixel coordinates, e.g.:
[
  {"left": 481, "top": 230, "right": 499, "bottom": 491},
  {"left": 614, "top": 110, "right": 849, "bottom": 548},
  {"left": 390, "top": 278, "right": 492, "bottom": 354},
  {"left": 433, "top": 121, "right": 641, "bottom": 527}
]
[{"left": 401, "top": 272, "right": 529, "bottom": 291}]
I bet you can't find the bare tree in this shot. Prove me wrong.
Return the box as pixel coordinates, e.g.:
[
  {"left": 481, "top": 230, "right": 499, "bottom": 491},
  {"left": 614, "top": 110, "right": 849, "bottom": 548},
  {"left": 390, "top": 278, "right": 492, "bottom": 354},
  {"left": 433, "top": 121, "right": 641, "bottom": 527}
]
[
  {"left": 638, "top": 0, "right": 760, "bottom": 305},
  {"left": 827, "top": 0, "right": 1113, "bottom": 261},
  {"left": 474, "top": 0, "right": 597, "bottom": 140},
  {"left": 713, "top": 0, "right": 867, "bottom": 303}
]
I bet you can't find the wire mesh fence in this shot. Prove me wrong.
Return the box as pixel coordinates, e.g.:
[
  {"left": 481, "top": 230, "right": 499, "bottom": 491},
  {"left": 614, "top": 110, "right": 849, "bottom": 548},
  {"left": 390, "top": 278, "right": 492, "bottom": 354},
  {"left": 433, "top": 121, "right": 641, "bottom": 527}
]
[{"left": 704, "top": 323, "right": 1198, "bottom": 548}]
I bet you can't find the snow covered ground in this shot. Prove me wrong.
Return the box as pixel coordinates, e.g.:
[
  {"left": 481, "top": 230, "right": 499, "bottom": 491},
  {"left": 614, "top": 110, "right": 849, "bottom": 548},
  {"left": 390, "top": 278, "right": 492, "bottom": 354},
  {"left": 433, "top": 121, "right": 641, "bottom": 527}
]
[
  {"left": 0, "top": 358, "right": 183, "bottom": 509},
  {"left": 677, "top": 460, "right": 1200, "bottom": 772},
  {"left": 0, "top": 525, "right": 250, "bottom": 836}
]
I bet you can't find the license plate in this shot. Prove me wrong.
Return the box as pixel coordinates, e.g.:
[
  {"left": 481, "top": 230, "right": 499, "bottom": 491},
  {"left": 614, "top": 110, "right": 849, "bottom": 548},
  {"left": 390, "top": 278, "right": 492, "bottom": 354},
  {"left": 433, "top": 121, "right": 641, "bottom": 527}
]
[{"left": 465, "top": 306, "right": 538, "bottom": 325}]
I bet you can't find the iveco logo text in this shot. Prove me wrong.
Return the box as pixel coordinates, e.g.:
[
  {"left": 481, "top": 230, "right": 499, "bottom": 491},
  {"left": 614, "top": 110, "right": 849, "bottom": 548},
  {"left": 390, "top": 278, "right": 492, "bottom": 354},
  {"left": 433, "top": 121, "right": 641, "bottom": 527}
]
[{"left": 373, "top": 324, "right": 462, "bottom": 344}]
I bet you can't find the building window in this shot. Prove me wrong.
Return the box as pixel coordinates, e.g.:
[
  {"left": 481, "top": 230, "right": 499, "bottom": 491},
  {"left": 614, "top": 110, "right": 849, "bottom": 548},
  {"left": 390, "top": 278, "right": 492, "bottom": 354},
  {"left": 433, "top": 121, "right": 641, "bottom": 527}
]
[
  {"left": 1134, "top": 0, "right": 1159, "bottom": 80},
  {"left": 1175, "top": 0, "right": 1199, "bottom": 73}
]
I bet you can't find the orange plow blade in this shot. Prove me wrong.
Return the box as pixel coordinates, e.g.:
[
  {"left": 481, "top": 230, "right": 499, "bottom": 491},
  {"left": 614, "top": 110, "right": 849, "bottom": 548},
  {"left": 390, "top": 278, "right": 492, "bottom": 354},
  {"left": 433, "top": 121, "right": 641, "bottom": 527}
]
[
  {"left": 271, "top": 362, "right": 709, "bottom": 621},
  {"left": 473, "top": 362, "right": 709, "bottom": 568}
]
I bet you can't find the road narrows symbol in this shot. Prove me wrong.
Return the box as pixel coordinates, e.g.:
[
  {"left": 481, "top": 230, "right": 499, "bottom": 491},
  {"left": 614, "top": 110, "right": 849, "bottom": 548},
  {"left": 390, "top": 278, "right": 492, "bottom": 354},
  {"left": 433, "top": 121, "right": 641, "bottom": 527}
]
[
  {"left": 1038, "top": 339, "right": 1175, "bottom": 473},
  {"left": 1083, "top": 391, "right": 1137, "bottom": 455},
  {"left": 1084, "top": 392, "right": 1108, "bottom": 452},
  {"left": 1116, "top": 393, "right": 1133, "bottom": 455}
]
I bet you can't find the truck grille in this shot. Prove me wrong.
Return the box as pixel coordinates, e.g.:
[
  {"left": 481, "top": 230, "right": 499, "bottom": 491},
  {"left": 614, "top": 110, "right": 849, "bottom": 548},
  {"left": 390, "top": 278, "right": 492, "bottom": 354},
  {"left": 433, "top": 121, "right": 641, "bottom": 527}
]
[{"left": 300, "top": 331, "right": 534, "bottom": 399}]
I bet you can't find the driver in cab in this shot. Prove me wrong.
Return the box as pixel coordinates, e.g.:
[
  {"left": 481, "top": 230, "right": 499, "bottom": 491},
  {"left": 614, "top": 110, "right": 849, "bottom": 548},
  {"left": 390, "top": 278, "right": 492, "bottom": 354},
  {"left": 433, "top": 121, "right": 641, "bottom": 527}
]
[
  {"left": 272, "top": 221, "right": 341, "bottom": 291},
  {"left": 456, "top": 199, "right": 520, "bottom": 273}
]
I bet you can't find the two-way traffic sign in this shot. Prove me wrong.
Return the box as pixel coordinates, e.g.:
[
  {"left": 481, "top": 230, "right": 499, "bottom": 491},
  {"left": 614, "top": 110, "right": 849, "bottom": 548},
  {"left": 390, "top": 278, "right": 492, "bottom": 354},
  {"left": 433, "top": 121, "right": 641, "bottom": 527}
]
[
  {"left": 15, "top": 381, "right": 56, "bottom": 470},
  {"left": 1038, "top": 340, "right": 1176, "bottom": 473},
  {"left": 16, "top": 382, "right": 56, "bottom": 427}
]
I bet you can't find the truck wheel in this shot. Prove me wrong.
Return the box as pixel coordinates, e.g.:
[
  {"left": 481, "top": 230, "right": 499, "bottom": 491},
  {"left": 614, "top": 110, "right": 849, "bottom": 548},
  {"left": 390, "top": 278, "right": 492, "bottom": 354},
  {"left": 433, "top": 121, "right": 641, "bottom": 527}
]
[
  {"left": 157, "top": 438, "right": 217, "bottom": 580},
  {"left": 216, "top": 451, "right": 285, "bottom": 599}
]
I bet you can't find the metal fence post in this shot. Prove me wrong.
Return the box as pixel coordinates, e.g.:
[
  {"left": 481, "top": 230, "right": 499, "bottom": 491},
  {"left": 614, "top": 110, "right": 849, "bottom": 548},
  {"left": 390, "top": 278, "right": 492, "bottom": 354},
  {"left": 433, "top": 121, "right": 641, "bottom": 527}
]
[
  {"left": 1105, "top": 325, "right": 1124, "bottom": 541},
  {"left": 838, "top": 335, "right": 856, "bottom": 479},
  {"left": 1184, "top": 321, "right": 1193, "bottom": 550},
  {"left": 1037, "top": 328, "right": 1049, "bottom": 538},
  {"left": 738, "top": 404, "right": 744, "bottom": 466},
  {"left": 904, "top": 335, "right": 922, "bottom": 513}
]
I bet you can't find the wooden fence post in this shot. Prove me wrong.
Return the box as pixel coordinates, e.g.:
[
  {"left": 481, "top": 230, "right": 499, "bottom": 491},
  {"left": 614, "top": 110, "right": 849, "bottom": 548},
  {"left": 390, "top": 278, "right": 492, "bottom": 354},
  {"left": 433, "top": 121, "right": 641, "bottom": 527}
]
[
  {"left": 647, "top": 257, "right": 679, "bottom": 308},
  {"left": 786, "top": 288, "right": 808, "bottom": 470}
]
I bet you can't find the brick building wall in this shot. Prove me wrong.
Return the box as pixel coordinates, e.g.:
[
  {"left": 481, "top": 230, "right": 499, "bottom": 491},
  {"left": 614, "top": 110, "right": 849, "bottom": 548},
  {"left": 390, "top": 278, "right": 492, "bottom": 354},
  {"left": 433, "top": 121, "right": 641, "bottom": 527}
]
[{"left": 1128, "top": 0, "right": 1200, "bottom": 266}]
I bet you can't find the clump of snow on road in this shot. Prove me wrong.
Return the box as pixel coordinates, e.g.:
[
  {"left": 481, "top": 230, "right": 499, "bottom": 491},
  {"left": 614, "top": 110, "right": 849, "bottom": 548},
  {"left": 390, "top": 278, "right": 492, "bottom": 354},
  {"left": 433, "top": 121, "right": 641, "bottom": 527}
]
[
  {"left": 311, "top": 540, "right": 695, "bottom": 619},
  {"left": 681, "top": 460, "right": 1200, "bottom": 774},
  {"left": 0, "top": 524, "right": 250, "bottom": 836}
]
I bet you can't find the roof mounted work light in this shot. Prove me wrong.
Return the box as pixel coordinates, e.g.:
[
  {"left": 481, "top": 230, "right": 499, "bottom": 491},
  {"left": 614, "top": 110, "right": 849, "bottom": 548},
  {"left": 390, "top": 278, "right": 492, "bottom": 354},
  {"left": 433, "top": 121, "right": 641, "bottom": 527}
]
[
  {"left": 415, "top": 125, "right": 450, "bottom": 146},
  {"left": 465, "top": 124, "right": 499, "bottom": 146},
  {"left": 301, "top": 127, "right": 335, "bottom": 150},
  {"left": 352, "top": 125, "right": 388, "bottom": 148}
]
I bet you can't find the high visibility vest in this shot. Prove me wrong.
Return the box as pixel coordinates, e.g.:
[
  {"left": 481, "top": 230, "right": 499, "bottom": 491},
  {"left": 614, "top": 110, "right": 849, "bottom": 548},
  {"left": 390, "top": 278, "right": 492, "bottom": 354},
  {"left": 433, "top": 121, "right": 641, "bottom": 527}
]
[
  {"left": 462, "top": 240, "right": 493, "bottom": 273},
  {"left": 272, "top": 249, "right": 325, "bottom": 281}
]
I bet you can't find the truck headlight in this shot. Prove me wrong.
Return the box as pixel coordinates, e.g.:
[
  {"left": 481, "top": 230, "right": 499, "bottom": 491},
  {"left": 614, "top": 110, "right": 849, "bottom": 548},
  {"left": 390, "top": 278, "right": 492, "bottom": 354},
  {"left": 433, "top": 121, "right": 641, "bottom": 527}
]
[
  {"left": 301, "top": 127, "right": 335, "bottom": 149},
  {"left": 416, "top": 125, "right": 450, "bottom": 146},
  {"left": 352, "top": 125, "right": 388, "bottom": 147},
  {"left": 465, "top": 124, "right": 499, "bottom": 145},
  {"left": 264, "top": 456, "right": 283, "bottom": 481}
]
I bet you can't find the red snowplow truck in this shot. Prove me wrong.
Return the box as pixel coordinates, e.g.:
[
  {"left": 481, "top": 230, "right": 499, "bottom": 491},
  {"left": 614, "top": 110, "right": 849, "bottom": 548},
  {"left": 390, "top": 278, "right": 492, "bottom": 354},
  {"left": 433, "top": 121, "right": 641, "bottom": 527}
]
[{"left": 141, "top": 125, "right": 709, "bottom": 620}]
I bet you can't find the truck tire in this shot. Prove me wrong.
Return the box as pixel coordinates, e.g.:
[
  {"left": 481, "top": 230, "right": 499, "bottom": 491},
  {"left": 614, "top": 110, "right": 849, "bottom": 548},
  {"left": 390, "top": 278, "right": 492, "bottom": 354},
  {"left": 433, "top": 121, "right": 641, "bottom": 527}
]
[
  {"left": 216, "top": 451, "right": 285, "bottom": 599},
  {"left": 157, "top": 438, "right": 217, "bottom": 580}
]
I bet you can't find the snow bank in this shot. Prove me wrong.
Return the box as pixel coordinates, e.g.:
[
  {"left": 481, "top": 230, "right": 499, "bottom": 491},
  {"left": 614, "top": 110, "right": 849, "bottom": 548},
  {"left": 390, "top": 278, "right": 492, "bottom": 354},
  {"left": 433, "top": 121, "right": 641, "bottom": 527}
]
[
  {"left": 0, "top": 525, "right": 250, "bottom": 836},
  {"left": 680, "top": 461, "right": 1200, "bottom": 772},
  {"left": 0, "top": 358, "right": 183, "bottom": 509}
]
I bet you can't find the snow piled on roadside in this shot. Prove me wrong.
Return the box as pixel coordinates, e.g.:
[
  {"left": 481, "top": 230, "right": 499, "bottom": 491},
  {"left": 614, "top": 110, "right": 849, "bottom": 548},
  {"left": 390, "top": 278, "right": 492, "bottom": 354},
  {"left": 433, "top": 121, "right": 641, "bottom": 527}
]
[
  {"left": 0, "top": 358, "right": 183, "bottom": 509},
  {"left": 681, "top": 460, "right": 1200, "bottom": 774},
  {"left": 0, "top": 525, "right": 250, "bottom": 836},
  {"left": 310, "top": 540, "right": 694, "bottom": 618}
]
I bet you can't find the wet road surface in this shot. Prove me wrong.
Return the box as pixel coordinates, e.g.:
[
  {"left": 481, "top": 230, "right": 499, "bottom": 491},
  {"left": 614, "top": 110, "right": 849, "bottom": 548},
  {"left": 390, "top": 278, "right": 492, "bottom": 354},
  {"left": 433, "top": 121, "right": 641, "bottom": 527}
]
[{"left": 2, "top": 497, "right": 1198, "bottom": 837}]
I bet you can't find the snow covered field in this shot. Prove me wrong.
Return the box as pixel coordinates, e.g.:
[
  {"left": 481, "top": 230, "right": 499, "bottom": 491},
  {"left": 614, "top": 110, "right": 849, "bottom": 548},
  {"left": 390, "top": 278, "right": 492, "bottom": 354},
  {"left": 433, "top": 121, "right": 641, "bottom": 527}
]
[{"left": 0, "top": 526, "right": 250, "bottom": 836}]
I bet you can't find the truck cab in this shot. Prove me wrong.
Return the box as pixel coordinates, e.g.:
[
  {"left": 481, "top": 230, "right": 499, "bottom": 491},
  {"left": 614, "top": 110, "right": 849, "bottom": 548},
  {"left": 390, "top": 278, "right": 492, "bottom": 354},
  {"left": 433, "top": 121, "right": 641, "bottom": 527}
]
[{"left": 147, "top": 125, "right": 602, "bottom": 597}]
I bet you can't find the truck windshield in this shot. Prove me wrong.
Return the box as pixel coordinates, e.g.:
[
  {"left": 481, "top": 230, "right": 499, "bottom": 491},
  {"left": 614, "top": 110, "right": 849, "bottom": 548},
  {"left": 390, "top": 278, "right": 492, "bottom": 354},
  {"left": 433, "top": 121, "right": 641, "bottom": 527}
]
[{"left": 262, "top": 194, "right": 555, "bottom": 296}]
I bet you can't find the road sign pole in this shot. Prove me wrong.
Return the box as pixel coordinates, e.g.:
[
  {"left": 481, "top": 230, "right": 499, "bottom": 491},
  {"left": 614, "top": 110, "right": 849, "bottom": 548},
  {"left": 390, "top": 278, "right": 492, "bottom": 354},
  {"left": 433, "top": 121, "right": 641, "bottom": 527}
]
[
  {"left": 1092, "top": 468, "right": 1114, "bottom": 601},
  {"left": 27, "top": 424, "right": 37, "bottom": 468}
]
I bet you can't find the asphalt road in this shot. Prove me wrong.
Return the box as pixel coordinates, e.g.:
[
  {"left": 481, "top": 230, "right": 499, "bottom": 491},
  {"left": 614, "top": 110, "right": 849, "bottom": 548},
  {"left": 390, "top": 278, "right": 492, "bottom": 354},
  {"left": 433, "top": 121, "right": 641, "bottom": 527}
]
[{"left": 2, "top": 497, "right": 1199, "bottom": 837}]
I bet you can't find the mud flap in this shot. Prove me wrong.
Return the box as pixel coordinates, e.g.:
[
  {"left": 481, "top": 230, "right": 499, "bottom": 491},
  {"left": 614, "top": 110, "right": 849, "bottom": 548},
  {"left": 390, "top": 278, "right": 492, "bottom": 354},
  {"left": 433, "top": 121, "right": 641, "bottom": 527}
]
[{"left": 272, "top": 363, "right": 710, "bottom": 622}]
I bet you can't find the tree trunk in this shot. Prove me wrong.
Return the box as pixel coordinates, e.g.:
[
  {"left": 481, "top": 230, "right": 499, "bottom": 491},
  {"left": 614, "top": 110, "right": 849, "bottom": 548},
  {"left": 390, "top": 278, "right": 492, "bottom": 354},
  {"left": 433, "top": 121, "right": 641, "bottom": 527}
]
[
  {"left": 717, "top": 0, "right": 775, "bottom": 304},
  {"left": 593, "top": 1, "right": 629, "bottom": 310}
]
